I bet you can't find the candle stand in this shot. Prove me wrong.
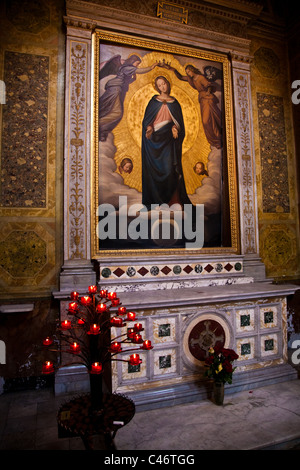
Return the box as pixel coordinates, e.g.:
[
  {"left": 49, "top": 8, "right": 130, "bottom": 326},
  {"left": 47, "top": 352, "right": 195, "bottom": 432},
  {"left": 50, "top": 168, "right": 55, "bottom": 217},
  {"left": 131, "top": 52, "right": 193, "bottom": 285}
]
[
  {"left": 42, "top": 285, "right": 153, "bottom": 449},
  {"left": 57, "top": 392, "right": 135, "bottom": 450}
]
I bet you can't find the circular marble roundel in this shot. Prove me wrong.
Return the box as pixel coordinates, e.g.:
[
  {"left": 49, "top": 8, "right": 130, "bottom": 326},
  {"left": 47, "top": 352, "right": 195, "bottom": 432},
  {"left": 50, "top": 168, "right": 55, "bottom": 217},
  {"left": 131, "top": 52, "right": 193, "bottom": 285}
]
[
  {"left": 183, "top": 313, "right": 231, "bottom": 368},
  {"left": 188, "top": 319, "right": 225, "bottom": 361}
]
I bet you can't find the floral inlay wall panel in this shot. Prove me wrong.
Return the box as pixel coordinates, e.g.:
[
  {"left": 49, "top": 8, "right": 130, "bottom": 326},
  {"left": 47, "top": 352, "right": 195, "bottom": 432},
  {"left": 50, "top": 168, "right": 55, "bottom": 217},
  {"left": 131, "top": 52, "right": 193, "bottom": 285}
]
[
  {"left": 1, "top": 51, "right": 49, "bottom": 208},
  {"left": 257, "top": 93, "right": 290, "bottom": 214},
  {"left": 0, "top": 0, "right": 64, "bottom": 298},
  {"left": 250, "top": 36, "right": 300, "bottom": 280}
]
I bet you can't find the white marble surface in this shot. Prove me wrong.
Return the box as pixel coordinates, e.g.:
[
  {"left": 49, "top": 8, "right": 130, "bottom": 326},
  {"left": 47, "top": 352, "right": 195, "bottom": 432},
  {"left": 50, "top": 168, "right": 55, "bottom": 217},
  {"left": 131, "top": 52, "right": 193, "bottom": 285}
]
[
  {"left": 115, "top": 379, "right": 300, "bottom": 450},
  {"left": 114, "top": 281, "right": 299, "bottom": 309}
]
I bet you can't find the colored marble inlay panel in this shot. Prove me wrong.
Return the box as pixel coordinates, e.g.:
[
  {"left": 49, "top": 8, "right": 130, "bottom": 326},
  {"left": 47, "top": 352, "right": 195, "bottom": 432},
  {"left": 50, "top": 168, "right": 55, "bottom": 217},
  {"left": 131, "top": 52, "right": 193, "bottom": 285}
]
[
  {"left": 236, "top": 308, "right": 255, "bottom": 332},
  {"left": 158, "top": 324, "right": 171, "bottom": 337},
  {"left": 241, "top": 314, "right": 250, "bottom": 327},
  {"left": 153, "top": 348, "right": 177, "bottom": 375},
  {"left": 257, "top": 93, "right": 289, "bottom": 213},
  {"left": 264, "top": 311, "right": 274, "bottom": 324},
  {"left": 264, "top": 339, "right": 274, "bottom": 351},
  {"left": 100, "top": 260, "right": 243, "bottom": 280},
  {"left": 260, "top": 306, "right": 277, "bottom": 329},
  {"left": 1, "top": 51, "right": 49, "bottom": 207},
  {"left": 241, "top": 343, "right": 251, "bottom": 355},
  {"left": 121, "top": 351, "right": 146, "bottom": 381},
  {"left": 261, "top": 334, "right": 278, "bottom": 356},
  {"left": 236, "top": 337, "right": 255, "bottom": 361},
  {"left": 153, "top": 318, "right": 176, "bottom": 344},
  {"left": 159, "top": 355, "right": 171, "bottom": 369}
]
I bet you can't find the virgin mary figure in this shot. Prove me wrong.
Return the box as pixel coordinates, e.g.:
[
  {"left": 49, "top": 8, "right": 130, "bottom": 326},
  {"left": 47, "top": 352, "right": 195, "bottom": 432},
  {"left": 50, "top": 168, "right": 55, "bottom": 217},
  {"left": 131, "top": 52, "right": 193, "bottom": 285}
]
[{"left": 141, "top": 75, "right": 191, "bottom": 210}]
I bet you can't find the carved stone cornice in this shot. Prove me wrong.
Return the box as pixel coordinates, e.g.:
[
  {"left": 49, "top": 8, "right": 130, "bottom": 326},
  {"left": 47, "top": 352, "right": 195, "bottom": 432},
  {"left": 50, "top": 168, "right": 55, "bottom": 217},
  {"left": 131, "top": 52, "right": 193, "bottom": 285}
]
[
  {"left": 65, "top": 0, "right": 252, "bottom": 56},
  {"left": 63, "top": 15, "right": 97, "bottom": 32},
  {"left": 185, "top": 0, "right": 263, "bottom": 25},
  {"left": 230, "top": 52, "right": 254, "bottom": 65},
  {"left": 66, "top": 0, "right": 263, "bottom": 26}
]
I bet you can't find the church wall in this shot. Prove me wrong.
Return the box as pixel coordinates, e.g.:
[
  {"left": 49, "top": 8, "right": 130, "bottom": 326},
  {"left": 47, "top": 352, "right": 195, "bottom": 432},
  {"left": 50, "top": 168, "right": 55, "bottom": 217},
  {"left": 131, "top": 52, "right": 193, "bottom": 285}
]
[
  {"left": 0, "top": 0, "right": 299, "bottom": 393},
  {"left": 0, "top": 1, "right": 299, "bottom": 305},
  {"left": 0, "top": 0, "right": 65, "bottom": 300},
  {"left": 249, "top": 30, "right": 300, "bottom": 280}
]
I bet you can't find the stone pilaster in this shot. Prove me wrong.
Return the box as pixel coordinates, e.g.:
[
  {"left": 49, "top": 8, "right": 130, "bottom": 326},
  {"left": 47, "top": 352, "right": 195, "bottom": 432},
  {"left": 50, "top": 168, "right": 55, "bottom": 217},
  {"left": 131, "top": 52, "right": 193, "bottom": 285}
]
[{"left": 59, "top": 21, "right": 96, "bottom": 293}]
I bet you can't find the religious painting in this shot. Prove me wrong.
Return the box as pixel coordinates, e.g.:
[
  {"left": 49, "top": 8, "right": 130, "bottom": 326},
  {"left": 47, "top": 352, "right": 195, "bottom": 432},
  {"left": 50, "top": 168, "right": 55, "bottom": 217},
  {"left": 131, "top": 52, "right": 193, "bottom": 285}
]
[{"left": 91, "top": 30, "right": 239, "bottom": 257}]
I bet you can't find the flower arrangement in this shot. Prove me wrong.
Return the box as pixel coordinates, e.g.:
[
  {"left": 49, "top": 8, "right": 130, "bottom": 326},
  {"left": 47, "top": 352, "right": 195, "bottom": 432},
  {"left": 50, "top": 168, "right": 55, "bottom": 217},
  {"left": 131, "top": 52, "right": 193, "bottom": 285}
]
[{"left": 204, "top": 346, "right": 239, "bottom": 384}]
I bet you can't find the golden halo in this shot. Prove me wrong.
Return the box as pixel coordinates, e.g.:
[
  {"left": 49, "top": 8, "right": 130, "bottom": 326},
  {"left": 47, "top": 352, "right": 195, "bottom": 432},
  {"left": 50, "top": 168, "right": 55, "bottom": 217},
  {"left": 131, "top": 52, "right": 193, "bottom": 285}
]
[{"left": 152, "top": 73, "right": 172, "bottom": 91}]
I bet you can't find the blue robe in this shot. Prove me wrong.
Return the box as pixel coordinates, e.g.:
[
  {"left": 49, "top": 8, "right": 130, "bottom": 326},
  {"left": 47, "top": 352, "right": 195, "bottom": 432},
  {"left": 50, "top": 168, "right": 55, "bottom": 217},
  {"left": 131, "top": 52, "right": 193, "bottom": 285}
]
[{"left": 142, "top": 95, "right": 190, "bottom": 208}]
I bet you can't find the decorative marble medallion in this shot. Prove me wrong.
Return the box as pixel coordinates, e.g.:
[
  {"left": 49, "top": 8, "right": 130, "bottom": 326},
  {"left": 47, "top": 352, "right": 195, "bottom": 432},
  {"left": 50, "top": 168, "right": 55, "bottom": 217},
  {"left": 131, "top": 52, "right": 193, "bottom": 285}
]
[
  {"left": 254, "top": 47, "right": 280, "bottom": 78},
  {"left": 188, "top": 319, "right": 225, "bottom": 360}
]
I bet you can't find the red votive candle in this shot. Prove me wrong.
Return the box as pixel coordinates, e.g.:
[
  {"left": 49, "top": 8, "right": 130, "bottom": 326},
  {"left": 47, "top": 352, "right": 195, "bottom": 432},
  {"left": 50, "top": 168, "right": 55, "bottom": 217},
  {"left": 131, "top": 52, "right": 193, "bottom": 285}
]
[
  {"left": 78, "top": 318, "right": 85, "bottom": 325},
  {"left": 110, "top": 317, "right": 123, "bottom": 327},
  {"left": 111, "top": 298, "right": 120, "bottom": 306},
  {"left": 127, "top": 328, "right": 135, "bottom": 339},
  {"left": 70, "top": 291, "right": 79, "bottom": 300},
  {"left": 89, "top": 323, "right": 100, "bottom": 335},
  {"left": 42, "top": 361, "right": 54, "bottom": 374},
  {"left": 134, "top": 323, "right": 143, "bottom": 331},
  {"left": 80, "top": 295, "right": 92, "bottom": 305},
  {"left": 126, "top": 311, "right": 136, "bottom": 321},
  {"left": 100, "top": 289, "right": 107, "bottom": 298},
  {"left": 132, "top": 333, "right": 143, "bottom": 344},
  {"left": 43, "top": 337, "right": 53, "bottom": 346},
  {"left": 96, "top": 303, "right": 107, "bottom": 313},
  {"left": 70, "top": 342, "right": 80, "bottom": 353},
  {"left": 88, "top": 285, "right": 97, "bottom": 294},
  {"left": 107, "top": 291, "right": 117, "bottom": 300},
  {"left": 118, "top": 306, "right": 126, "bottom": 315},
  {"left": 68, "top": 301, "right": 78, "bottom": 313},
  {"left": 129, "top": 354, "right": 141, "bottom": 366},
  {"left": 91, "top": 362, "right": 102, "bottom": 374},
  {"left": 110, "top": 342, "right": 122, "bottom": 353},
  {"left": 141, "top": 340, "right": 152, "bottom": 350},
  {"left": 61, "top": 319, "right": 71, "bottom": 330}
]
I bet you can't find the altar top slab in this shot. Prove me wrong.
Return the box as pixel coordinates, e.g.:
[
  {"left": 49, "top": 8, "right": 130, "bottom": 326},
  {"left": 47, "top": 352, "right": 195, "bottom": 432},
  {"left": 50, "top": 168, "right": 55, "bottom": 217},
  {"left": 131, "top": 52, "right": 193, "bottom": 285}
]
[{"left": 116, "top": 281, "right": 299, "bottom": 309}]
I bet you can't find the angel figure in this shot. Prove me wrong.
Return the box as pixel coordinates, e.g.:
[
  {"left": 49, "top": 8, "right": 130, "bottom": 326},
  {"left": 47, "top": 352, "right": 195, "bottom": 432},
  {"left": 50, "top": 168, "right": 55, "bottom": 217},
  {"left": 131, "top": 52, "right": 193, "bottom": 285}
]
[
  {"left": 99, "top": 54, "right": 158, "bottom": 141},
  {"left": 160, "top": 62, "right": 223, "bottom": 149}
]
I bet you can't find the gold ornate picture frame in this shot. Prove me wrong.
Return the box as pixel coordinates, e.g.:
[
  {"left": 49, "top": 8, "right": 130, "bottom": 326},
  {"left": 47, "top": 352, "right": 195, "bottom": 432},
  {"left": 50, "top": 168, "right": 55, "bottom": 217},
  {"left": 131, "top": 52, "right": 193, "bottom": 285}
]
[{"left": 91, "top": 30, "right": 239, "bottom": 258}]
